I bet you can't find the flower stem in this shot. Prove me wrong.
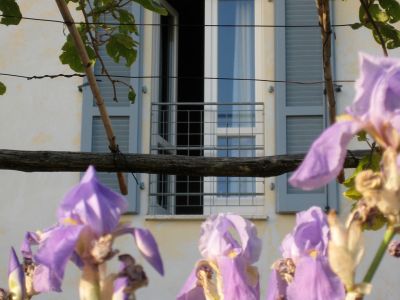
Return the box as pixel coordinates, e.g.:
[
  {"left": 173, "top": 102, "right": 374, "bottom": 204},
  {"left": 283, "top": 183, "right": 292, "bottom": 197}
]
[
  {"left": 80, "top": 264, "right": 101, "bottom": 300},
  {"left": 363, "top": 226, "right": 395, "bottom": 283}
]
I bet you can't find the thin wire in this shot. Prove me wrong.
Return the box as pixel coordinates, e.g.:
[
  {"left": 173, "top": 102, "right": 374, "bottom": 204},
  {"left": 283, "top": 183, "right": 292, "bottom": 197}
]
[
  {"left": 0, "top": 72, "right": 356, "bottom": 84},
  {"left": 0, "top": 14, "right": 354, "bottom": 28}
]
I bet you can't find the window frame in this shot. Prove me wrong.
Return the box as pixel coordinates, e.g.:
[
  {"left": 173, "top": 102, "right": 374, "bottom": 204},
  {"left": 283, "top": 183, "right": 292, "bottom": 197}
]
[
  {"left": 149, "top": 0, "right": 179, "bottom": 215},
  {"left": 203, "top": 0, "right": 268, "bottom": 216}
]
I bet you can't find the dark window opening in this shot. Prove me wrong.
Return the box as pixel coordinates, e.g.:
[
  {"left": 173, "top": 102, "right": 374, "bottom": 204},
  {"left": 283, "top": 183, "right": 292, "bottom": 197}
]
[{"left": 167, "top": 0, "right": 204, "bottom": 214}]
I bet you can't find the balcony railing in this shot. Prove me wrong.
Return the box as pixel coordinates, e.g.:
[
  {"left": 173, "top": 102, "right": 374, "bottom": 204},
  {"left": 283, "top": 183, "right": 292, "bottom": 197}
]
[{"left": 148, "top": 101, "right": 265, "bottom": 215}]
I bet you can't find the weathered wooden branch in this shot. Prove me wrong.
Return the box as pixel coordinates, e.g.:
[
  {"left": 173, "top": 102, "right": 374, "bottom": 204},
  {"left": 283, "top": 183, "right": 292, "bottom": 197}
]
[
  {"left": 55, "top": 0, "right": 128, "bottom": 194},
  {"left": 0, "top": 149, "right": 370, "bottom": 177},
  {"left": 316, "top": 1, "right": 347, "bottom": 183},
  {"left": 316, "top": 0, "right": 336, "bottom": 125}
]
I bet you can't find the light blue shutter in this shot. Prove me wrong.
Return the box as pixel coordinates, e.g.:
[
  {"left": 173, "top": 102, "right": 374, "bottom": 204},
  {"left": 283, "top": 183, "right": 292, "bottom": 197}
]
[
  {"left": 275, "top": 0, "right": 338, "bottom": 213},
  {"left": 81, "top": 4, "right": 143, "bottom": 213}
]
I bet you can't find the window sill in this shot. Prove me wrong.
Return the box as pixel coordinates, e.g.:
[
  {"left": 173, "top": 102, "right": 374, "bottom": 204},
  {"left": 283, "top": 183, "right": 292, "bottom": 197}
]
[{"left": 145, "top": 215, "right": 269, "bottom": 221}]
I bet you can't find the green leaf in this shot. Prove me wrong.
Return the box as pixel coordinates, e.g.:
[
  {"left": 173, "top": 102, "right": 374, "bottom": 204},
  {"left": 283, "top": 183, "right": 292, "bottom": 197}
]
[
  {"left": 343, "top": 187, "right": 363, "bottom": 200},
  {"left": 357, "top": 131, "right": 368, "bottom": 141},
  {"left": 0, "top": 81, "right": 6, "bottom": 95},
  {"left": 128, "top": 89, "right": 136, "bottom": 103},
  {"left": 378, "top": 23, "right": 400, "bottom": 49},
  {"left": 350, "top": 22, "right": 363, "bottom": 30},
  {"left": 59, "top": 26, "right": 96, "bottom": 72},
  {"left": 106, "top": 33, "right": 138, "bottom": 66},
  {"left": 133, "top": 0, "right": 168, "bottom": 15},
  {"left": 369, "top": 4, "right": 390, "bottom": 22},
  {"left": 116, "top": 9, "right": 138, "bottom": 34},
  {"left": 342, "top": 152, "right": 381, "bottom": 188},
  {"left": 0, "top": 0, "right": 22, "bottom": 26},
  {"left": 379, "top": 0, "right": 400, "bottom": 23},
  {"left": 359, "top": 4, "right": 389, "bottom": 30}
]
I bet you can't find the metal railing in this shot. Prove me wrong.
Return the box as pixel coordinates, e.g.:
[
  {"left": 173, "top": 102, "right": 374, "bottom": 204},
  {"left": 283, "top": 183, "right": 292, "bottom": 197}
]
[{"left": 148, "top": 101, "right": 265, "bottom": 215}]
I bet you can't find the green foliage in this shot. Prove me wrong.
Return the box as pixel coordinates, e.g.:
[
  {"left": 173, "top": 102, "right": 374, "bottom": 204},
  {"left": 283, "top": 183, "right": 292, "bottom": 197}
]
[
  {"left": 353, "top": 0, "right": 400, "bottom": 49},
  {"left": 132, "top": 0, "right": 167, "bottom": 15},
  {"left": 0, "top": 0, "right": 22, "bottom": 26},
  {"left": 106, "top": 33, "right": 138, "bottom": 66},
  {"left": 356, "top": 131, "right": 368, "bottom": 142},
  {"left": 115, "top": 9, "right": 138, "bottom": 34},
  {"left": 343, "top": 152, "right": 381, "bottom": 200},
  {"left": 0, "top": 81, "right": 6, "bottom": 95},
  {"left": 67, "top": 0, "right": 166, "bottom": 101},
  {"left": 59, "top": 25, "right": 96, "bottom": 72},
  {"left": 344, "top": 151, "right": 386, "bottom": 231},
  {"left": 374, "top": 23, "right": 400, "bottom": 49},
  {"left": 379, "top": 0, "right": 400, "bottom": 22},
  {"left": 128, "top": 88, "right": 136, "bottom": 103}
]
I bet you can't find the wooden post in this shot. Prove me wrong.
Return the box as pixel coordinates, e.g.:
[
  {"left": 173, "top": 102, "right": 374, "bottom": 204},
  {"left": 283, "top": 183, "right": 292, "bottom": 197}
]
[
  {"left": 315, "top": 0, "right": 345, "bottom": 183},
  {"left": 55, "top": 0, "right": 127, "bottom": 194}
]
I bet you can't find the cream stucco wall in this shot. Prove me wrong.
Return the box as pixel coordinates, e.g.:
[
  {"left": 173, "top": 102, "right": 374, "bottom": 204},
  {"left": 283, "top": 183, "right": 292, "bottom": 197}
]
[{"left": 0, "top": 1, "right": 399, "bottom": 299}]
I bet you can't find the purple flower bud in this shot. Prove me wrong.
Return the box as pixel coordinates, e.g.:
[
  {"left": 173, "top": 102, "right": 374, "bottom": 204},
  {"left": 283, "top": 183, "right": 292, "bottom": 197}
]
[
  {"left": 8, "top": 247, "right": 26, "bottom": 300},
  {"left": 389, "top": 240, "right": 400, "bottom": 257}
]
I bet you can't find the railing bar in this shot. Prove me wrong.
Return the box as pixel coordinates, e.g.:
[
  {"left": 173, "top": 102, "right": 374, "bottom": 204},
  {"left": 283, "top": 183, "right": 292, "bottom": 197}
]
[{"left": 151, "top": 102, "right": 264, "bottom": 106}]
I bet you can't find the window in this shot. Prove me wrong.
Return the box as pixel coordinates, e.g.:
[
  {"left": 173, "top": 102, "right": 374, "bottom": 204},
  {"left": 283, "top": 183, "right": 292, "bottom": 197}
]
[
  {"left": 81, "top": 3, "right": 143, "bottom": 212},
  {"left": 148, "top": 0, "right": 267, "bottom": 216},
  {"left": 275, "top": 0, "right": 338, "bottom": 212},
  {"left": 148, "top": 0, "right": 335, "bottom": 215},
  {"left": 203, "top": 0, "right": 265, "bottom": 215}
]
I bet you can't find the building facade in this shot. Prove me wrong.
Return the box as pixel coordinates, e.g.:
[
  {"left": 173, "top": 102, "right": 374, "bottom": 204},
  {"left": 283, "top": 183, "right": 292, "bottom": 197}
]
[{"left": 0, "top": 0, "right": 399, "bottom": 299}]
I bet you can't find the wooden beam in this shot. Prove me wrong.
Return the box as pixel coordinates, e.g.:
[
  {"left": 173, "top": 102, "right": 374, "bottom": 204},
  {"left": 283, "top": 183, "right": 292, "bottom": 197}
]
[{"left": 0, "top": 149, "right": 369, "bottom": 177}]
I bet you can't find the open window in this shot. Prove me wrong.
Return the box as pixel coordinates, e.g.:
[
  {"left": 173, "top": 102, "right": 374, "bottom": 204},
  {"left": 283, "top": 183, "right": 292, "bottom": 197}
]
[{"left": 148, "top": 0, "right": 266, "bottom": 216}]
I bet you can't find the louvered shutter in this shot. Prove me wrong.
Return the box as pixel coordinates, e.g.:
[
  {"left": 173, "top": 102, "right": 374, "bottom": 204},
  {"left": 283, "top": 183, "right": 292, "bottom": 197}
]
[
  {"left": 81, "top": 4, "right": 143, "bottom": 212},
  {"left": 275, "top": 0, "right": 338, "bottom": 213}
]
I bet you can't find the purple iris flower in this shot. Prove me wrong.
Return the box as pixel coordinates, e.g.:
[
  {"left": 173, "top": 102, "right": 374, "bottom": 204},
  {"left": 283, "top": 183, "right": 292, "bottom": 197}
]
[
  {"left": 8, "top": 247, "right": 26, "bottom": 300},
  {"left": 289, "top": 53, "right": 400, "bottom": 190},
  {"left": 177, "top": 213, "right": 261, "bottom": 300},
  {"left": 266, "top": 206, "right": 345, "bottom": 300},
  {"left": 18, "top": 231, "right": 59, "bottom": 294},
  {"left": 33, "top": 166, "right": 163, "bottom": 291}
]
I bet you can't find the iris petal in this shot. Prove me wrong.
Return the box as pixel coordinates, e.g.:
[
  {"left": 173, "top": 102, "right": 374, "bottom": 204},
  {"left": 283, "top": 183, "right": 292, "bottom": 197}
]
[
  {"left": 57, "top": 166, "right": 128, "bottom": 236},
  {"left": 112, "top": 277, "right": 129, "bottom": 300},
  {"left": 21, "top": 231, "right": 40, "bottom": 259},
  {"left": 199, "top": 213, "right": 261, "bottom": 264},
  {"left": 265, "top": 269, "right": 287, "bottom": 300},
  {"left": 32, "top": 264, "right": 60, "bottom": 293},
  {"left": 289, "top": 120, "right": 362, "bottom": 190},
  {"left": 176, "top": 269, "right": 206, "bottom": 300},
  {"left": 286, "top": 256, "right": 345, "bottom": 300},
  {"left": 217, "top": 256, "right": 259, "bottom": 300},
  {"left": 34, "top": 225, "right": 84, "bottom": 291},
  {"left": 114, "top": 227, "right": 164, "bottom": 275}
]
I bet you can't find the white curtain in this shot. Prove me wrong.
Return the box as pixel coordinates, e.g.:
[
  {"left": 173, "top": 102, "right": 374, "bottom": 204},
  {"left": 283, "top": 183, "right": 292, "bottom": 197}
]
[
  {"left": 231, "top": 1, "right": 254, "bottom": 194},
  {"left": 232, "top": 0, "right": 254, "bottom": 127}
]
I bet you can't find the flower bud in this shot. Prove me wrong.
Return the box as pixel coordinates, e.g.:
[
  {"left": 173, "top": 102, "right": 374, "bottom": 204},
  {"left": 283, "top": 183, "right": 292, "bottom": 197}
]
[
  {"left": 388, "top": 240, "right": 400, "bottom": 258},
  {"left": 8, "top": 248, "right": 26, "bottom": 300}
]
